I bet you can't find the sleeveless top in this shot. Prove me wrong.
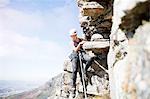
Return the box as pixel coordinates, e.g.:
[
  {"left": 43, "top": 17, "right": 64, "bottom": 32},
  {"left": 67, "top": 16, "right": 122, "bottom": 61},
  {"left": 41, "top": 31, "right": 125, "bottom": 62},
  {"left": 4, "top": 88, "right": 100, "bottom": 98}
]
[
  {"left": 73, "top": 38, "right": 82, "bottom": 47},
  {"left": 73, "top": 38, "right": 84, "bottom": 52},
  {"left": 69, "top": 38, "right": 84, "bottom": 60}
]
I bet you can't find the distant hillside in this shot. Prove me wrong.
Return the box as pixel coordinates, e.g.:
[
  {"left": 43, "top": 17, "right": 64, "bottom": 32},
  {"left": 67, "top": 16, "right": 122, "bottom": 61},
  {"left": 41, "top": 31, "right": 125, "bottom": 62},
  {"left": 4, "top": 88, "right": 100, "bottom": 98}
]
[
  {"left": 2, "top": 74, "right": 62, "bottom": 99},
  {"left": 0, "top": 80, "right": 42, "bottom": 98}
]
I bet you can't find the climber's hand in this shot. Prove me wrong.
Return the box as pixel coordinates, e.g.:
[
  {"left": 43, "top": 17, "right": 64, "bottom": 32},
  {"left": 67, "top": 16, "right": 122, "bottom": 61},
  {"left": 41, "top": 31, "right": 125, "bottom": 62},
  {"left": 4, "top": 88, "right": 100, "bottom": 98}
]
[{"left": 79, "top": 41, "right": 86, "bottom": 45}]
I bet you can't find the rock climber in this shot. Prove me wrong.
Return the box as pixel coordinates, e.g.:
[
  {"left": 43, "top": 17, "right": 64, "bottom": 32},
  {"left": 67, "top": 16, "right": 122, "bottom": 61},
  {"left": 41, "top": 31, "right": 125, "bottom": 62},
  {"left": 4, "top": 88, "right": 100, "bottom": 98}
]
[{"left": 68, "top": 28, "right": 94, "bottom": 98}]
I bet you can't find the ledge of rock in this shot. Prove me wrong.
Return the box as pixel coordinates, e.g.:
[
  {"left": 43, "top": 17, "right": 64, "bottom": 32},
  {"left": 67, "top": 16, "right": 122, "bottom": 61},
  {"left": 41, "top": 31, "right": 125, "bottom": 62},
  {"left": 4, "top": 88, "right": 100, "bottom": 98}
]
[
  {"left": 82, "top": 2, "right": 104, "bottom": 16},
  {"left": 83, "top": 41, "right": 109, "bottom": 50}
]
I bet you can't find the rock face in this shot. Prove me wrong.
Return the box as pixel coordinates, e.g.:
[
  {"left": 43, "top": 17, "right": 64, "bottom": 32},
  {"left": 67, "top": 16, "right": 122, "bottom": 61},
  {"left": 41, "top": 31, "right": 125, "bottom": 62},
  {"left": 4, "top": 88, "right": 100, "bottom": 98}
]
[
  {"left": 77, "top": 0, "right": 113, "bottom": 40},
  {"left": 76, "top": 0, "right": 150, "bottom": 99},
  {"left": 108, "top": 0, "right": 150, "bottom": 99}
]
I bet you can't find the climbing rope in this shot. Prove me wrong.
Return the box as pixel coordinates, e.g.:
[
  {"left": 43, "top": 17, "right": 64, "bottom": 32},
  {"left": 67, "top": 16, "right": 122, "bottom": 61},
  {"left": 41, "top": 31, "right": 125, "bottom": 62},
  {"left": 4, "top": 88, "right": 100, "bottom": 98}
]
[{"left": 79, "top": 52, "right": 88, "bottom": 99}]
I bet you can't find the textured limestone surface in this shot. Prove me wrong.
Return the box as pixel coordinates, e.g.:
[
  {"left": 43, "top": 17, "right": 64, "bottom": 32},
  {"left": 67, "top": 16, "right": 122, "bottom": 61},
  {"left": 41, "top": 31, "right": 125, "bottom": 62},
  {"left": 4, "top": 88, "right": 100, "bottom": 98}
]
[
  {"left": 108, "top": 0, "right": 150, "bottom": 99},
  {"left": 77, "top": 0, "right": 113, "bottom": 40}
]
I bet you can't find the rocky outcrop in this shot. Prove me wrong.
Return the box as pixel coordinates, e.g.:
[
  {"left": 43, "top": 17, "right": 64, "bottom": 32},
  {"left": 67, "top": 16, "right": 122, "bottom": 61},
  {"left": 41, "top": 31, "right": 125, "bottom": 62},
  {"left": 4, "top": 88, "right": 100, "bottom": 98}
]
[
  {"left": 76, "top": 0, "right": 150, "bottom": 99},
  {"left": 77, "top": 0, "right": 113, "bottom": 40},
  {"left": 108, "top": 0, "right": 150, "bottom": 99}
]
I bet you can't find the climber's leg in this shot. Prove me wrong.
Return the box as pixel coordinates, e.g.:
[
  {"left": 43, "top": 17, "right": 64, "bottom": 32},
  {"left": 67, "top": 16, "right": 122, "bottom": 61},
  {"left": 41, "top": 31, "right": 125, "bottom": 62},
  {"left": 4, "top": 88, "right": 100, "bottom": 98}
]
[
  {"left": 71, "top": 56, "right": 79, "bottom": 98},
  {"left": 82, "top": 52, "right": 94, "bottom": 73},
  {"left": 79, "top": 68, "right": 88, "bottom": 92},
  {"left": 79, "top": 67, "right": 83, "bottom": 85},
  {"left": 78, "top": 52, "right": 88, "bottom": 92}
]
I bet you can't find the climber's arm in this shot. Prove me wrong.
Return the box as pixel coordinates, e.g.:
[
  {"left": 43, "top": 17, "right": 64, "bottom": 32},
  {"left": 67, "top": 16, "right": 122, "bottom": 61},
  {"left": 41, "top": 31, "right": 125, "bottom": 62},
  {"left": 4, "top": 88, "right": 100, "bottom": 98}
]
[{"left": 70, "top": 41, "right": 86, "bottom": 52}]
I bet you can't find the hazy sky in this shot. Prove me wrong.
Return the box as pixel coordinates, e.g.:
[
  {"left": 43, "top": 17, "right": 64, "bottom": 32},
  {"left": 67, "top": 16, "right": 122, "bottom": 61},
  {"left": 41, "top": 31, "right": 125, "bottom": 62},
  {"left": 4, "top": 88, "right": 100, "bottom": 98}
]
[{"left": 0, "top": 0, "right": 82, "bottom": 82}]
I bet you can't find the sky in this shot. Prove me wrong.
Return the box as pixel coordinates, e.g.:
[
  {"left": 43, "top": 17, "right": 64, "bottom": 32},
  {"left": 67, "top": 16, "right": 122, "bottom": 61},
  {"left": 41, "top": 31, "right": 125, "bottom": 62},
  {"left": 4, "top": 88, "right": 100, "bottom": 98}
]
[{"left": 0, "top": 0, "right": 82, "bottom": 83}]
